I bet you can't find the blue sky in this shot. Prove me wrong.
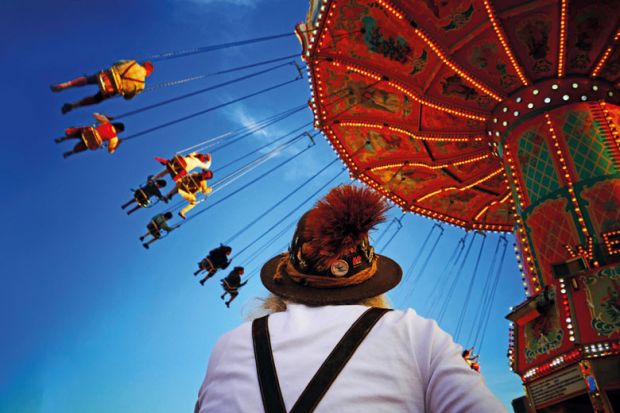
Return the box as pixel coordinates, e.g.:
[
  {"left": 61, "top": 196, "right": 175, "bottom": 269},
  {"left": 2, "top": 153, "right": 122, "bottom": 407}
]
[{"left": 1, "top": 0, "right": 525, "bottom": 411}]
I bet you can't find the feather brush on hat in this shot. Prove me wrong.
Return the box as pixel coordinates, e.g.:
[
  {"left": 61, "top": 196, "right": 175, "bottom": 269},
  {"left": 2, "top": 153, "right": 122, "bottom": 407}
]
[{"left": 302, "top": 185, "right": 389, "bottom": 269}]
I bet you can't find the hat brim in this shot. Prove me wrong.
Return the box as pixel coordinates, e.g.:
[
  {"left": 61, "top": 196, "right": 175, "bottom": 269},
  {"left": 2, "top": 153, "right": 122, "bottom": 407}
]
[{"left": 260, "top": 253, "right": 403, "bottom": 305}]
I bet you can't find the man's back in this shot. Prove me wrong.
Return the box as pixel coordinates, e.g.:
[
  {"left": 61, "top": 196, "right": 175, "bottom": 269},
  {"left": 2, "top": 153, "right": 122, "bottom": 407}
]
[{"left": 195, "top": 304, "right": 506, "bottom": 413}]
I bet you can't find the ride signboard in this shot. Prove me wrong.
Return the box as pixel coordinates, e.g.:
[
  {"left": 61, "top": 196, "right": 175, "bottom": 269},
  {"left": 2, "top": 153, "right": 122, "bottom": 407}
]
[{"left": 527, "top": 364, "right": 584, "bottom": 408}]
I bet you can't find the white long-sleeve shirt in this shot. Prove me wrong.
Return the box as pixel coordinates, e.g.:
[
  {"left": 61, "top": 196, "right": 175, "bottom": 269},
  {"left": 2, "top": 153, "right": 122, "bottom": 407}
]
[
  {"left": 184, "top": 153, "right": 211, "bottom": 172},
  {"left": 195, "top": 304, "right": 507, "bottom": 413}
]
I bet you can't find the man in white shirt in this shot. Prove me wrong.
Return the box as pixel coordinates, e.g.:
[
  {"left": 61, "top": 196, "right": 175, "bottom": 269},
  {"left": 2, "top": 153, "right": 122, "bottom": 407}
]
[{"left": 195, "top": 185, "right": 507, "bottom": 413}]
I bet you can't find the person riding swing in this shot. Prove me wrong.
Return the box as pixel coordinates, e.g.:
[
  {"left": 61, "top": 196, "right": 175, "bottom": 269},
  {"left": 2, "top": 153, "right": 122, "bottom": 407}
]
[
  {"left": 220, "top": 267, "right": 246, "bottom": 308},
  {"left": 165, "top": 169, "right": 213, "bottom": 219},
  {"left": 462, "top": 348, "right": 481, "bottom": 372},
  {"left": 194, "top": 244, "right": 232, "bottom": 285},
  {"left": 153, "top": 152, "right": 212, "bottom": 182},
  {"left": 194, "top": 185, "right": 506, "bottom": 413},
  {"left": 51, "top": 60, "right": 154, "bottom": 114},
  {"left": 121, "top": 177, "right": 168, "bottom": 215},
  {"left": 140, "top": 212, "right": 177, "bottom": 249},
  {"left": 55, "top": 113, "right": 124, "bottom": 158}
]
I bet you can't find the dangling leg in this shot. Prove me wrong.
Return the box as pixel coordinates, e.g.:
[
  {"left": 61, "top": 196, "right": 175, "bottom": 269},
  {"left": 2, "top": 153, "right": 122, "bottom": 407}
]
[
  {"left": 126, "top": 205, "right": 142, "bottom": 215},
  {"left": 62, "top": 92, "right": 106, "bottom": 114},
  {"left": 142, "top": 238, "right": 158, "bottom": 249},
  {"left": 179, "top": 191, "right": 197, "bottom": 219},
  {"left": 152, "top": 169, "right": 168, "bottom": 180},
  {"left": 221, "top": 290, "right": 229, "bottom": 300},
  {"left": 51, "top": 74, "right": 97, "bottom": 92},
  {"left": 193, "top": 262, "right": 202, "bottom": 276},
  {"left": 225, "top": 291, "right": 239, "bottom": 308},
  {"left": 56, "top": 127, "right": 83, "bottom": 143},
  {"left": 179, "top": 202, "right": 196, "bottom": 219},
  {"left": 142, "top": 230, "right": 161, "bottom": 249},
  {"left": 63, "top": 141, "right": 87, "bottom": 159},
  {"left": 199, "top": 269, "right": 216, "bottom": 285},
  {"left": 121, "top": 198, "right": 136, "bottom": 209},
  {"left": 194, "top": 260, "right": 208, "bottom": 276},
  {"left": 165, "top": 186, "right": 179, "bottom": 201}
]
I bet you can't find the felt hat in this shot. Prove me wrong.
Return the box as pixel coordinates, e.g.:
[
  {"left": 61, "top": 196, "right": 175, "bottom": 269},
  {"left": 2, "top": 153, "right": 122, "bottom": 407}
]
[{"left": 261, "top": 185, "right": 402, "bottom": 304}]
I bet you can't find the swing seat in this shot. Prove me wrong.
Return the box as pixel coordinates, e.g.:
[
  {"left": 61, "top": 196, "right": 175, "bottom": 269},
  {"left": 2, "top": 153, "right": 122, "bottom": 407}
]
[
  {"left": 221, "top": 279, "right": 238, "bottom": 293},
  {"left": 177, "top": 174, "right": 201, "bottom": 194},
  {"left": 147, "top": 222, "right": 162, "bottom": 238},
  {"left": 80, "top": 128, "right": 103, "bottom": 151},
  {"left": 166, "top": 155, "right": 189, "bottom": 180},
  {"left": 97, "top": 69, "right": 122, "bottom": 96},
  {"left": 134, "top": 189, "right": 151, "bottom": 207},
  {"left": 201, "top": 258, "right": 215, "bottom": 272}
]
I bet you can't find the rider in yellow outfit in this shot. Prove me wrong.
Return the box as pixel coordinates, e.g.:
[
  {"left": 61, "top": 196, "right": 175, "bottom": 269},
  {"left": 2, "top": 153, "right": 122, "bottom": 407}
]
[
  {"left": 165, "top": 169, "right": 214, "bottom": 219},
  {"left": 51, "top": 60, "right": 153, "bottom": 114}
]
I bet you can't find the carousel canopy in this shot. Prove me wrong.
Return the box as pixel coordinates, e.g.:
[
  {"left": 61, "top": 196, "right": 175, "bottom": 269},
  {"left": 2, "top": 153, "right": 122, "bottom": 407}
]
[{"left": 297, "top": 0, "right": 620, "bottom": 232}]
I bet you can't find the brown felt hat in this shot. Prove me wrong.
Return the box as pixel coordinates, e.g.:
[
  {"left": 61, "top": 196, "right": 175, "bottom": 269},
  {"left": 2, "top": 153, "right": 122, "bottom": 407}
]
[{"left": 260, "top": 185, "right": 402, "bottom": 304}]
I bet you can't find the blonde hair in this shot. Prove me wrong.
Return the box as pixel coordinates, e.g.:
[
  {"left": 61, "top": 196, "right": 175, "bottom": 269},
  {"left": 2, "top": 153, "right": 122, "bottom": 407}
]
[{"left": 244, "top": 293, "right": 392, "bottom": 321}]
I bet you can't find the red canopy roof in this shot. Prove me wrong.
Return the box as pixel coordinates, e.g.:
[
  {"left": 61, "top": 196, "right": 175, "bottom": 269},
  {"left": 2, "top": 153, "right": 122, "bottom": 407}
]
[{"left": 298, "top": 0, "right": 620, "bottom": 231}]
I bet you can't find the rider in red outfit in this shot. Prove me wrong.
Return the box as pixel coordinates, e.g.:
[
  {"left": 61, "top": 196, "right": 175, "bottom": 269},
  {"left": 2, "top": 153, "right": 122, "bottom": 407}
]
[{"left": 55, "top": 113, "right": 124, "bottom": 158}]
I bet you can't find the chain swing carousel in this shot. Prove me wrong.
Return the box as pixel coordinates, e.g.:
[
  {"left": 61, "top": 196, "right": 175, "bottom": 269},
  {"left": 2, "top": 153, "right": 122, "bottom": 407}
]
[{"left": 296, "top": 0, "right": 620, "bottom": 411}]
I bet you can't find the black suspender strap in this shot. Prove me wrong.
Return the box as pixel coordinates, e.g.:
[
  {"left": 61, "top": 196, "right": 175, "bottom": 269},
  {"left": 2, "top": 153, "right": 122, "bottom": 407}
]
[
  {"left": 252, "top": 307, "right": 391, "bottom": 413},
  {"left": 253, "top": 316, "right": 287, "bottom": 413}
]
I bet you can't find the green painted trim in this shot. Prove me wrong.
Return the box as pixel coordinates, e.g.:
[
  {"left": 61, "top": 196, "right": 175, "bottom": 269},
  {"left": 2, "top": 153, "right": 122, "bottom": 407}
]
[
  {"left": 522, "top": 174, "right": 620, "bottom": 214},
  {"left": 573, "top": 174, "right": 620, "bottom": 239},
  {"left": 564, "top": 115, "right": 620, "bottom": 180}
]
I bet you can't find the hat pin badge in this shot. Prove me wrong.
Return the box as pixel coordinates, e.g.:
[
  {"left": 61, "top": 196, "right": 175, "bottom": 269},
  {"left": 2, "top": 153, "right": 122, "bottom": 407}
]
[{"left": 330, "top": 260, "right": 349, "bottom": 277}]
